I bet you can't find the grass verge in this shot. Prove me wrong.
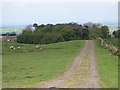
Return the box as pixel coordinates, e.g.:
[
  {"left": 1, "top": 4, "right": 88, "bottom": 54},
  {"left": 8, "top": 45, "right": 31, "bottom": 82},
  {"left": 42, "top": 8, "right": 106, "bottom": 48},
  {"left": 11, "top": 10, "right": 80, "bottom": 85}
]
[{"left": 94, "top": 40, "right": 118, "bottom": 88}]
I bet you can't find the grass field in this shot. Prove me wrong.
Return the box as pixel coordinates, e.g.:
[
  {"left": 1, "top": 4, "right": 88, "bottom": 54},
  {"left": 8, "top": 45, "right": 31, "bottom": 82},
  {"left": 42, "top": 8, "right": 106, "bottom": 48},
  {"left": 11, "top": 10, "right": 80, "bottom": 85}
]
[
  {"left": 94, "top": 40, "right": 118, "bottom": 88},
  {"left": 2, "top": 40, "right": 85, "bottom": 88},
  {"left": 104, "top": 38, "right": 120, "bottom": 48}
]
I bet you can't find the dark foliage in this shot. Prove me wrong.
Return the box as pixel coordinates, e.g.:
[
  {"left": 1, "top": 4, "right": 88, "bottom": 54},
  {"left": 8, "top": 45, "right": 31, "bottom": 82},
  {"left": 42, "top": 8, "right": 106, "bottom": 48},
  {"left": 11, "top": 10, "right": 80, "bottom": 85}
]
[
  {"left": 112, "top": 30, "right": 120, "bottom": 38},
  {"left": 17, "top": 22, "right": 110, "bottom": 44}
]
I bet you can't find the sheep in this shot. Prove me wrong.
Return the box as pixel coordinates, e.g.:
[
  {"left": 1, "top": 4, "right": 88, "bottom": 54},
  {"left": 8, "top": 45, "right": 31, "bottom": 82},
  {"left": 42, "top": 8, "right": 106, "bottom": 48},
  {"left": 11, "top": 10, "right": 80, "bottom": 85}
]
[
  {"left": 9, "top": 46, "right": 14, "bottom": 49},
  {"left": 17, "top": 46, "right": 21, "bottom": 50},
  {"left": 36, "top": 45, "right": 40, "bottom": 49},
  {"left": 7, "top": 39, "right": 10, "bottom": 42}
]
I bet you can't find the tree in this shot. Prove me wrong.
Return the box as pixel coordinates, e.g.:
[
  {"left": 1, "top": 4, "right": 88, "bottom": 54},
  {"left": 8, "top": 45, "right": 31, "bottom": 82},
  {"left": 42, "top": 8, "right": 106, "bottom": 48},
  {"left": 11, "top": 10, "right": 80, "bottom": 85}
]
[
  {"left": 72, "top": 25, "right": 83, "bottom": 40},
  {"left": 17, "top": 22, "right": 110, "bottom": 44},
  {"left": 81, "top": 28, "right": 89, "bottom": 40},
  {"left": 23, "top": 25, "right": 33, "bottom": 32},
  {"left": 33, "top": 23, "right": 38, "bottom": 30},
  {"left": 99, "top": 26, "right": 110, "bottom": 39},
  {"left": 113, "top": 30, "right": 120, "bottom": 38}
]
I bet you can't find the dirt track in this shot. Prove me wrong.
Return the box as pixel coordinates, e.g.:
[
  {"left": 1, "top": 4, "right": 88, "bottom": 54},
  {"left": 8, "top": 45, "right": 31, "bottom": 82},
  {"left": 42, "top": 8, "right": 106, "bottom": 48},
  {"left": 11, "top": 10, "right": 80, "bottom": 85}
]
[{"left": 38, "top": 40, "right": 100, "bottom": 88}]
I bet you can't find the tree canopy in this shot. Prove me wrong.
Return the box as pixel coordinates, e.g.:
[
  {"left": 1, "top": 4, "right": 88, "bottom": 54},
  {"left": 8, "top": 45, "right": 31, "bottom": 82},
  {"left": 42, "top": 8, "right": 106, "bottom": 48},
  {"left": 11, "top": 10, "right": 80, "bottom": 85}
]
[{"left": 17, "top": 22, "right": 110, "bottom": 44}]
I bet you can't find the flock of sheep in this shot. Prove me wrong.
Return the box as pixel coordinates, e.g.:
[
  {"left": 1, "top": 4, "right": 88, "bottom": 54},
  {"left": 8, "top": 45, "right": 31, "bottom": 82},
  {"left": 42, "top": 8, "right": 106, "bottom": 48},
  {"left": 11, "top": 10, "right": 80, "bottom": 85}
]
[
  {"left": 97, "top": 37, "right": 120, "bottom": 56},
  {"left": 9, "top": 37, "right": 119, "bottom": 56},
  {"left": 9, "top": 45, "right": 43, "bottom": 50},
  {"left": 9, "top": 46, "right": 20, "bottom": 50}
]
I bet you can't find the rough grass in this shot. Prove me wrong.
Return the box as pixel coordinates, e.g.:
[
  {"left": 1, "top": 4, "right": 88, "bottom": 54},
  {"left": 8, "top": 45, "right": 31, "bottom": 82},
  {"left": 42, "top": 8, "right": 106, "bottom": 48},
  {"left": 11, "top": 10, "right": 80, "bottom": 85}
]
[
  {"left": 2, "top": 40, "right": 85, "bottom": 88},
  {"left": 94, "top": 40, "right": 118, "bottom": 88},
  {"left": 104, "top": 38, "right": 120, "bottom": 48}
]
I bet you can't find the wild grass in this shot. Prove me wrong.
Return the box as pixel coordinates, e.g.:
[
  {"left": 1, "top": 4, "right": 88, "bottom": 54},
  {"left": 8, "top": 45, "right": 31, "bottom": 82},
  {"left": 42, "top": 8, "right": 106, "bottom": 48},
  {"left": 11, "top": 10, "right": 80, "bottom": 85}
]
[
  {"left": 104, "top": 38, "right": 120, "bottom": 48},
  {"left": 94, "top": 40, "right": 118, "bottom": 88},
  {"left": 2, "top": 40, "right": 85, "bottom": 88}
]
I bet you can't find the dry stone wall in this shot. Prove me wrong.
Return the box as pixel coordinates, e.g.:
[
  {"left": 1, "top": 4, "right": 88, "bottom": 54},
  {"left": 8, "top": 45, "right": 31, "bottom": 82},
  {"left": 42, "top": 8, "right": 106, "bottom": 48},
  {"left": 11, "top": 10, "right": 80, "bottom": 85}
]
[{"left": 97, "top": 37, "right": 120, "bottom": 56}]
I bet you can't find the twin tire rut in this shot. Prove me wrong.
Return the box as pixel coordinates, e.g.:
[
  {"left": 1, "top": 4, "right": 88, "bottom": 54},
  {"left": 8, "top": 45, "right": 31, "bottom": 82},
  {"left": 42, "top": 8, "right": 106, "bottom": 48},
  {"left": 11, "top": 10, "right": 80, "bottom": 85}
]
[{"left": 38, "top": 40, "right": 100, "bottom": 88}]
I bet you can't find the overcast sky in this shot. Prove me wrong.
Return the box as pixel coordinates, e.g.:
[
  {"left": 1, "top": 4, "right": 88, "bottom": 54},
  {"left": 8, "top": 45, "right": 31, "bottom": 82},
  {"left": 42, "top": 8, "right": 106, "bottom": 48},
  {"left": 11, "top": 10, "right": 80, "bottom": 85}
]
[{"left": 1, "top": 0, "right": 118, "bottom": 27}]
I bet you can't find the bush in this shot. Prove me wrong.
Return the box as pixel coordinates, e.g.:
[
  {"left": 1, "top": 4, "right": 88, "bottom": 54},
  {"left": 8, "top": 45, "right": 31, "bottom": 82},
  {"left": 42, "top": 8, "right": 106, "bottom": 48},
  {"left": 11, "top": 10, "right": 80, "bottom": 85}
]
[{"left": 17, "top": 32, "right": 64, "bottom": 44}]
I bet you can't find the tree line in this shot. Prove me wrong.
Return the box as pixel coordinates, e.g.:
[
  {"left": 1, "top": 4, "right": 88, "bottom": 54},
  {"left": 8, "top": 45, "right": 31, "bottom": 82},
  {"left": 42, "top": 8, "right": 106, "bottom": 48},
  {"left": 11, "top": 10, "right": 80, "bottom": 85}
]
[{"left": 17, "top": 22, "right": 110, "bottom": 44}]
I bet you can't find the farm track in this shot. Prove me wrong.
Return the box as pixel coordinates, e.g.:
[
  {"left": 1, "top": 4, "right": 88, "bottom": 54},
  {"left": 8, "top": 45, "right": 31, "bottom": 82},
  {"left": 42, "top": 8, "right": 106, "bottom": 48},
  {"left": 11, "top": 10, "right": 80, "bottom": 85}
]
[{"left": 38, "top": 40, "right": 100, "bottom": 88}]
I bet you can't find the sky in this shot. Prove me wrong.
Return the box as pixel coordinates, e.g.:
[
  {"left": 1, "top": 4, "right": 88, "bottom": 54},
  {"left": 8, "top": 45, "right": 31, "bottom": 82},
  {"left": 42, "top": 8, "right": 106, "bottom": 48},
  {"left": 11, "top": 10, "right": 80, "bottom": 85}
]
[{"left": 0, "top": 0, "right": 118, "bottom": 27}]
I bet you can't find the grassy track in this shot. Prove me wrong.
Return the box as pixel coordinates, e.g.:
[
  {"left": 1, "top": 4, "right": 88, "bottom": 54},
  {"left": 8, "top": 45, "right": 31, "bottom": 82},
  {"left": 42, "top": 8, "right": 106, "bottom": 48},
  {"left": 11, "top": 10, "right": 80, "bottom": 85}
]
[
  {"left": 2, "top": 40, "right": 84, "bottom": 88},
  {"left": 94, "top": 40, "right": 118, "bottom": 88}
]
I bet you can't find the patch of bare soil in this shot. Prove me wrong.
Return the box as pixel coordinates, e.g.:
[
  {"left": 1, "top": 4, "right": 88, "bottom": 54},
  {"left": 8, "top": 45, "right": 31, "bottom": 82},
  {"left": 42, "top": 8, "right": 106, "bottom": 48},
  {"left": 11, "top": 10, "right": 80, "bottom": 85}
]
[{"left": 38, "top": 40, "right": 100, "bottom": 88}]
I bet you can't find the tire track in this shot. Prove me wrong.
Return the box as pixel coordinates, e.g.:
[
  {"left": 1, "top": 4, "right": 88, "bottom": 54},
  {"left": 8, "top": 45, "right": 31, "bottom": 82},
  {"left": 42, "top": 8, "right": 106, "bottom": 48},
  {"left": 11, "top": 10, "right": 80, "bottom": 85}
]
[{"left": 38, "top": 40, "right": 100, "bottom": 88}]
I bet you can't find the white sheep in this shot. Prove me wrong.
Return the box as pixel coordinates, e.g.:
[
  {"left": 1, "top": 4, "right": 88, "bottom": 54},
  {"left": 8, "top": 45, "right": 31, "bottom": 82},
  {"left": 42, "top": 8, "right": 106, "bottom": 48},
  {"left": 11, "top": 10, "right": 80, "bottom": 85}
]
[
  {"left": 9, "top": 46, "right": 14, "bottom": 49},
  {"left": 17, "top": 46, "right": 21, "bottom": 50},
  {"left": 7, "top": 39, "right": 10, "bottom": 42},
  {"left": 36, "top": 46, "right": 40, "bottom": 49}
]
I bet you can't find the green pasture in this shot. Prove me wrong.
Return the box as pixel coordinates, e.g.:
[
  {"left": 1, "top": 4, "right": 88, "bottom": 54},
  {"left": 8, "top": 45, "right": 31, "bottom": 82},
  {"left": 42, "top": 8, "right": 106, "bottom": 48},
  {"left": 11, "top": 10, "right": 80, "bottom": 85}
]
[{"left": 2, "top": 40, "right": 85, "bottom": 88}]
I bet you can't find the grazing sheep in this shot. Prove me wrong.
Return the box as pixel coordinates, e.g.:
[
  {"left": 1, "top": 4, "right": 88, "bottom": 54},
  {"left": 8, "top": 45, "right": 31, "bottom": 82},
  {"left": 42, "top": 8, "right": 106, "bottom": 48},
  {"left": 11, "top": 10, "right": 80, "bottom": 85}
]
[
  {"left": 13, "top": 48, "right": 16, "bottom": 50},
  {"left": 9, "top": 46, "right": 14, "bottom": 49},
  {"left": 36, "top": 46, "right": 40, "bottom": 49},
  {"left": 7, "top": 39, "right": 10, "bottom": 42},
  {"left": 17, "top": 46, "right": 21, "bottom": 50}
]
